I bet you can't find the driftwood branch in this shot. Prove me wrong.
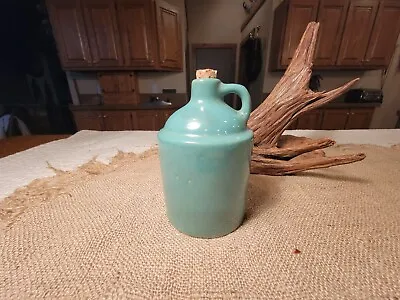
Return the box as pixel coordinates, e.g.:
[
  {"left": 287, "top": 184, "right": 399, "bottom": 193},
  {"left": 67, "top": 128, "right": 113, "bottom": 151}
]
[{"left": 247, "top": 22, "right": 366, "bottom": 176}]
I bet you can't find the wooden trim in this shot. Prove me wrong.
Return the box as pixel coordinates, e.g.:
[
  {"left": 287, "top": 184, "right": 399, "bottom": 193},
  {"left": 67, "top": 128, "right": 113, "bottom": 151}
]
[{"left": 241, "top": 0, "right": 267, "bottom": 31}]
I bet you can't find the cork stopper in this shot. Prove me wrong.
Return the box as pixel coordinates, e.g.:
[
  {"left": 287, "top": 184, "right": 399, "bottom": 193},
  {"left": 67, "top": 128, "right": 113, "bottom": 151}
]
[{"left": 196, "top": 69, "right": 217, "bottom": 79}]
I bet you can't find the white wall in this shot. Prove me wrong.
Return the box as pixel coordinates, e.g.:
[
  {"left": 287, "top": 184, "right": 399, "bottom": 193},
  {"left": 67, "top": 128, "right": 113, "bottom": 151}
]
[
  {"left": 241, "top": 0, "right": 272, "bottom": 108},
  {"left": 186, "top": 0, "right": 245, "bottom": 82},
  {"left": 187, "top": 0, "right": 245, "bottom": 44}
]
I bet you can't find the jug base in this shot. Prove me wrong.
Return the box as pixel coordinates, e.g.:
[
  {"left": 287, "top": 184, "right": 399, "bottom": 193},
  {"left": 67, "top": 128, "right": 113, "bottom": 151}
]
[{"left": 167, "top": 214, "right": 245, "bottom": 239}]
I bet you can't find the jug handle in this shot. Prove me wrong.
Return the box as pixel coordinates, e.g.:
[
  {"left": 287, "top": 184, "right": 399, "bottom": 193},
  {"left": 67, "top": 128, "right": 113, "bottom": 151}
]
[{"left": 219, "top": 83, "right": 252, "bottom": 125}]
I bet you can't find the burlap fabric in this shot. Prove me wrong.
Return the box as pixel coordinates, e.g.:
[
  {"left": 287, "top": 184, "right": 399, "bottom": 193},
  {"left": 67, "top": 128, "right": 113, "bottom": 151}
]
[{"left": 1, "top": 145, "right": 399, "bottom": 299}]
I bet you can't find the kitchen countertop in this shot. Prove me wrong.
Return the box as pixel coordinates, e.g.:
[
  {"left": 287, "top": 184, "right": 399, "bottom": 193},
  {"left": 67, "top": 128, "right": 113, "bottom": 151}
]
[
  {"left": 70, "top": 101, "right": 380, "bottom": 111},
  {"left": 70, "top": 103, "right": 185, "bottom": 111},
  {"left": 323, "top": 101, "right": 381, "bottom": 108}
]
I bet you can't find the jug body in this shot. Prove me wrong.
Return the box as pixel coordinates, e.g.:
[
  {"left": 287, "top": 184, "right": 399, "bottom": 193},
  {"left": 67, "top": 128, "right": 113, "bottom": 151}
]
[{"left": 158, "top": 77, "right": 253, "bottom": 238}]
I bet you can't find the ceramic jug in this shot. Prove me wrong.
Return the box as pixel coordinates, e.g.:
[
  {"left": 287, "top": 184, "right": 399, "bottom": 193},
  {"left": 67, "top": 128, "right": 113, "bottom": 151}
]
[{"left": 158, "top": 76, "right": 253, "bottom": 238}]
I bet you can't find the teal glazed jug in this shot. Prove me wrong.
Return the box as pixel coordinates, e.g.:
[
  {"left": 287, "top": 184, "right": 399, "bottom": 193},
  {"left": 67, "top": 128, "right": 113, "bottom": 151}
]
[{"left": 158, "top": 74, "right": 253, "bottom": 238}]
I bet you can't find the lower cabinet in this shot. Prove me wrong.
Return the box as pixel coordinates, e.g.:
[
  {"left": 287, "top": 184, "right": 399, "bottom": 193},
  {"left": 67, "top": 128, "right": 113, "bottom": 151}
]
[
  {"left": 320, "top": 109, "right": 348, "bottom": 130},
  {"left": 72, "top": 111, "right": 104, "bottom": 131},
  {"left": 292, "top": 107, "right": 375, "bottom": 130},
  {"left": 133, "top": 111, "right": 162, "bottom": 131},
  {"left": 297, "top": 110, "right": 323, "bottom": 129},
  {"left": 71, "top": 108, "right": 176, "bottom": 131},
  {"left": 344, "top": 108, "right": 374, "bottom": 129},
  {"left": 103, "top": 111, "right": 133, "bottom": 130}
]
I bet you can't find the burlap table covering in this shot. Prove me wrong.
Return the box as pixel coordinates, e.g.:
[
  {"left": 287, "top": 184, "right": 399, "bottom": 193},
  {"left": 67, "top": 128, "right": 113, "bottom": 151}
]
[{"left": 1, "top": 145, "right": 399, "bottom": 299}]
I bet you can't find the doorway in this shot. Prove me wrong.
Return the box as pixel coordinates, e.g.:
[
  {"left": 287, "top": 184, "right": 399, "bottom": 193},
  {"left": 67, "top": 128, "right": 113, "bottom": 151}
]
[{"left": 191, "top": 44, "right": 237, "bottom": 107}]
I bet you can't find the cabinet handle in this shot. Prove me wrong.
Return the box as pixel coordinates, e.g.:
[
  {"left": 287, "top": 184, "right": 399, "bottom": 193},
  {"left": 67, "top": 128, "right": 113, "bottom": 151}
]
[
  {"left": 346, "top": 112, "right": 349, "bottom": 115},
  {"left": 98, "top": 115, "right": 102, "bottom": 118},
  {"left": 351, "top": 112, "right": 355, "bottom": 115},
  {"left": 103, "top": 115, "right": 108, "bottom": 118}
]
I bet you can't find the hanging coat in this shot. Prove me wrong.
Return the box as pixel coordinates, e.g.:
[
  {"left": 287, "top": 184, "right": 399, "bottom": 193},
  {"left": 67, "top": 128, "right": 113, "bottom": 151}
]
[{"left": 244, "top": 37, "right": 262, "bottom": 83}]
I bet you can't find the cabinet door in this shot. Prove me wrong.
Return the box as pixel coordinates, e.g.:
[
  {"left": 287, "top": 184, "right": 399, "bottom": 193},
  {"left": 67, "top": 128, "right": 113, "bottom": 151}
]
[
  {"left": 46, "top": 0, "right": 92, "bottom": 68},
  {"left": 296, "top": 110, "right": 323, "bottom": 129},
  {"left": 72, "top": 111, "right": 103, "bottom": 131},
  {"left": 102, "top": 111, "right": 133, "bottom": 130},
  {"left": 155, "top": 0, "right": 183, "bottom": 70},
  {"left": 321, "top": 109, "right": 349, "bottom": 130},
  {"left": 337, "top": 0, "right": 379, "bottom": 66},
  {"left": 134, "top": 111, "right": 161, "bottom": 130},
  {"left": 345, "top": 108, "right": 374, "bottom": 129},
  {"left": 98, "top": 72, "right": 139, "bottom": 104},
  {"left": 117, "top": 0, "right": 158, "bottom": 68},
  {"left": 314, "top": 0, "right": 349, "bottom": 66},
  {"left": 281, "top": 0, "right": 319, "bottom": 66},
  {"left": 159, "top": 109, "right": 175, "bottom": 129},
  {"left": 82, "top": 0, "right": 123, "bottom": 67},
  {"left": 364, "top": 0, "right": 400, "bottom": 67}
]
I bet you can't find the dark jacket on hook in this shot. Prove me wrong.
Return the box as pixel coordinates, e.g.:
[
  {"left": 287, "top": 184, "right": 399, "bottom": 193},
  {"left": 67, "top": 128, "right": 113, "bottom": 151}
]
[{"left": 244, "top": 37, "right": 262, "bottom": 83}]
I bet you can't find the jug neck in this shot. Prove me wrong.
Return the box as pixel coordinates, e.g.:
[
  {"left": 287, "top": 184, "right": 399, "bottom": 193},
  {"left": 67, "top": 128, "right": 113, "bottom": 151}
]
[{"left": 190, "top": 78, "right": 221, "bottom": 101}]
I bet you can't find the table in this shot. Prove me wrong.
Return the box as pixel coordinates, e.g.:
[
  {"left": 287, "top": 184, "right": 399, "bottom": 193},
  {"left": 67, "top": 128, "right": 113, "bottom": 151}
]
[
  {"left": 0, "top": 135, "right": 70, "bottom": 158},
  {"left": 1, "top": 129, "right": 399, "bottom": 201},
  {"left": 1, "top": 129, "right": 400, "bottom": 299}
]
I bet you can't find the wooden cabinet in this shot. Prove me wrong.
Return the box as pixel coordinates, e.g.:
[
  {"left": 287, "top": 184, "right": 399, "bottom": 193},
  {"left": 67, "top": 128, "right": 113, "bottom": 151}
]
[
  {"left": 98, "top": 72, "right": 139, "bottom": 104},
  {"left": 47, "top": 0, "right": 183, "bottom": 71},
  {"left": 134, "top": 111, "right": 160, "bottom": 130},
  {"left": 345, "top": 108, "right": 373, "bottom": 129},
  {"left": 364, "top": 0, "right": 400, "bottom": 66},
  {"left": 72, "top": 108, "right": 175, "bottom": 131},
  {"left": 72, "top": 111, "right": 103, "bottom": 130},
  {"left": 117, "top": 0, "right": 158, "bottom": 68},
  {"left": 46, "top": 0, "right": 92, "bottom": 68},
  {"left": 161, "top": 109, "right": 174, "bottom": 124},
  {"left": 72, "top": 110, "right": 133, "bottom": 131},
  {"left": 271, "top": 0, "right": 400, "bottom": 69},
  {"left": 280, "top": 0, "right": 318, "bottom": 66},
  {"left": 320, "top": 107, "right": 374, "bottom": 129},
  {"left": 321, "top": 109, "right": 349, "bottom": 129},
  {"left": 83, "top": 0, "right": 123, "bottom": 67},
  {"left": 314, "top": 0, "right": 349, "bottom": 66},
  {"left": 155, "top": 0, "right": 183, "bottom": 69},
  {"left": 102, "top": 111, "right": 133, "bottom": 130},
  {"left": 296, "top": 110, "right": 323, "bottom": 129},
  {"left": 337, "top": 0, "right": 380, "bottom": 66}
]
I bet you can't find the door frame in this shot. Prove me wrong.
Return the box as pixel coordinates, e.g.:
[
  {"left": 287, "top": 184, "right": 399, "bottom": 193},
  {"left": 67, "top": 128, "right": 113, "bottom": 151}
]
[
  {"left": 190, "top": 43, "right": 238, "bottom": 105},
  {"left": 190, "top": 43, "right": 237, "bottom": 80}
]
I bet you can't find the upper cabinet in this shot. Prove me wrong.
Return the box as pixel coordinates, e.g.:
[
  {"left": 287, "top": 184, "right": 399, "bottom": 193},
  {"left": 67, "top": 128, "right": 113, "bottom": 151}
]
[
  {"left": 46, "top": 0, "right": 92, "bottom": 68},
  {"left": 117, "top": 0, "right": 158, "bottom": 68},
  {"left": 156, "top": 0, "right": 183, "bottom": 69},
  {"left": 337, "top": 0, "right": 379, "bottom": 66},
  {"left": 364, "top": 0, "right": 400, "bottom": 66},
  {"left": 314, "top": 0, "right": 349, "bottom": 66},
  {"left": 281, "top": 0, "right": 319, "bottom": 66},
  {"left": 47, "top": 0, "right": 183, "bottom": 71},
  {"left": 270, "top": 0, "right": 400, "bottom": 70},
  {"left": 82, "top": 0, "right": 123, "bottom": 67}
]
